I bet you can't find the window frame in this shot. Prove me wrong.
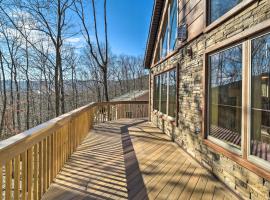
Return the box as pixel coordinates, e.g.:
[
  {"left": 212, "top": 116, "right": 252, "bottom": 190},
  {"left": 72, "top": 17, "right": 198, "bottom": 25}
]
[
  {"left": 203, "top": 23, "right": 270, "bottom": 177},
  {"left": 206, "top": 43, "right": 245, "bottom": 155}
]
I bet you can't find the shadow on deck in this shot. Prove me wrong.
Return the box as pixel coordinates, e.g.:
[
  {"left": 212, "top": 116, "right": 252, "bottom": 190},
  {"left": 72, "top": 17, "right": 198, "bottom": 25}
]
[{"left": 42, "top": 119, "right": 239, "bottom": 200}]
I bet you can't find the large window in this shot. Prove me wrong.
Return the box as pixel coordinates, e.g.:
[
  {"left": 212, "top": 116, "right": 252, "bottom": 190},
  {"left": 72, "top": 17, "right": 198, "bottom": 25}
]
[
  {"left": 205, "top": 31, "right": 270, "bottom": 170},
  {"left": 159, "top": 0, "right": 178, "bottom": 59},
  {"left": 208, "top": 45, "right": 242, "bottom": 149},
  {"left": 209, "top": 0, "right": 243, "bottom": 24},
  {"left": 251, "top": 33, "right": 270, "bottom": 162},
  {"left": 153, "top": 68, "right": 177, "bottom": 118}
]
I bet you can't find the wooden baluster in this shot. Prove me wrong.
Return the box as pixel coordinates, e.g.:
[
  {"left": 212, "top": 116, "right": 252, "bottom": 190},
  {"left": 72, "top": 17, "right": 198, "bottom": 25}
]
[
  {"left": 56, "top": 131, "right": 59, "bottom": 173},
  {"left": 42, "top": 138, "right": 47, "bottom": 194},
  {"left": 116, "top": 105, "right": 118, "bottom": 119},
  {"left": 21, "top": 151, "right": 27, "bottom": 200},
  {"left": 5, "top": 160, "right": 12, "bottom": 200},
  {"left": 59, "top": 129, "right": 62, "bottom": 169},
  {"left": 73, "top": 120, "right": 77, "bottom": 151},
  {"left": 33, "top": 145, "right": 38, "bottom": 200},
  {"left": 27, "top": 147, "right": 33, "bottom": 200},
  {"left": 38, "top": 141, "right": 43, "bottom": 199},
  {"left": 53, "top": 133, "right": 57, "bottom": 179},
  {"left": 61, "top": 129, "right": 63, "bottom": 167},
  {"left": 61, "top": 127, "right": 65, "bottom": 169},
  {"left": 58, "top": 130, "right": 61, "bottom": 171},
  {"left": 14, "top": 155, "right": 20, "bottom": 200},
  {"left": 0, "top": 161, "right": 2, "bottom": 200},
  {"left": 47, "top": 136, "right": 51, "bottom": 186},
  {"left": 70, "top": 120, "right": 74, "bottom": 155},
  {"left": 101, "top": 106, "right": 103, "bottom": 122},
  {"left": 65, "top": 126, "right": 68, "bottom": 163},
  {"left": 89, "top": 111, "right": 92, "bottom": 130},
  {"left": 63, "top": 127, "right": 66, "bottom": 164}
]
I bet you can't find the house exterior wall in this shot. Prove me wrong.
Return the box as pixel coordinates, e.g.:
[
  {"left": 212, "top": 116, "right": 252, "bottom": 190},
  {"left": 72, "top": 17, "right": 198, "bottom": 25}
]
[{"left": 149, "top": 0, "right": 270, "bottom": 199}]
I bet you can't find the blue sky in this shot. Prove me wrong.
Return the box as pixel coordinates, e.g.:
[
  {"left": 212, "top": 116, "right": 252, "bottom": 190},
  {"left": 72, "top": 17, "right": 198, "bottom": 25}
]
[
  {"left": 95, "top": 0, "right": 154, "bottom": 56},
  {"left": 68, "top": 0, "right": 154, "bottom": 57}
]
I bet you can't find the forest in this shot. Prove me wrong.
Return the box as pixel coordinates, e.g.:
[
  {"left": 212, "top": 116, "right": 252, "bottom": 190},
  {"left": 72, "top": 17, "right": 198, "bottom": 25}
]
[{"left": 0, "top": 0, "right": 148, "bottom": 140}]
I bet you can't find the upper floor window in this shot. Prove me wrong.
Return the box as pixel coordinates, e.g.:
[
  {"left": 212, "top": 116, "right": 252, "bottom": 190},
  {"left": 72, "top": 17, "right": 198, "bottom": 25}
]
[
  {"left": 209, "top": 0, "right": 243, "bottom": 24},
  {"left": 169, "top": 0, "right": 177, "bottom": 51},
  {"left": 159, "top": 0, "right": 178, "bottom": 59},
  {"left": 162, "top": 26, "right": 169, "bottom": 58}
]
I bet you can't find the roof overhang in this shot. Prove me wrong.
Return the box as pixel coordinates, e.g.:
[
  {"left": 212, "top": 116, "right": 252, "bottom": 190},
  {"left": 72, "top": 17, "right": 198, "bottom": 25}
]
[{"left": 144, "top": 0, "right": 165, "bottom": 69}]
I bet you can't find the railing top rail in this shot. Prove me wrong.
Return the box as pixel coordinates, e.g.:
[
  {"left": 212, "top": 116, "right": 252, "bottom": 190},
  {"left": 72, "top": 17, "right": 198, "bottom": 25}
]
[
  {"left": 0, "top": 100, "right": 149, "bottom": 162},
  {"left": 96, "top": 100, "right": 149, "bottom": 106},
  {"left": 0, "top": 102, "right": 96, "bottom": 161}
]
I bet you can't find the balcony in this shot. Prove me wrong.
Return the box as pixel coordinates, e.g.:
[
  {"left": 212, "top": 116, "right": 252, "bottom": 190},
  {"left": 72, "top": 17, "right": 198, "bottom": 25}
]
[{"left": 0, "top": 101, "right": 239, "bottom": 200}]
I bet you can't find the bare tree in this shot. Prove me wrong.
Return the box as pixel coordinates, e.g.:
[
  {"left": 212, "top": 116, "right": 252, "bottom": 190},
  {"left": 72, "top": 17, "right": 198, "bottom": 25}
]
[{"left": 74, "top": 0, "right": 109, "bottom": 101}]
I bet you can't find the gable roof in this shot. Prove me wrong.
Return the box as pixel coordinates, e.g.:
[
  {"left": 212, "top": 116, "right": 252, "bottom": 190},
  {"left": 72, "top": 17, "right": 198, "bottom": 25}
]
[{"left": 144, "top": 0, "right": 165, "bottom": 68}]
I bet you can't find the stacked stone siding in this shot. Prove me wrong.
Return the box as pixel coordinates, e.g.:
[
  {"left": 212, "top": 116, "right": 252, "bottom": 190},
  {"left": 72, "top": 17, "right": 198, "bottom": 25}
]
[{"left": 150, "top": 0, "right": 270, "bottom": 199}]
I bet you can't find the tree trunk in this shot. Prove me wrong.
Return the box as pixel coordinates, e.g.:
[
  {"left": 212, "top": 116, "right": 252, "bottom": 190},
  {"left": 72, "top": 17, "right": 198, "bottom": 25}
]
[{"left": 0, "top": 52, "right": 7, "bottom": 135}]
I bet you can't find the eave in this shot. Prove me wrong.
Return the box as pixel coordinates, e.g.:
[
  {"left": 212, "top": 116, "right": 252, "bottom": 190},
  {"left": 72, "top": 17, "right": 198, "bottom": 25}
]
[{"left": 144, "top": 0, "right": 165, "bottom": 69}]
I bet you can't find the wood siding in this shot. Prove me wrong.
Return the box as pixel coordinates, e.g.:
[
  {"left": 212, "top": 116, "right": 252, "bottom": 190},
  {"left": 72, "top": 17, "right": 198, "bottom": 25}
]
[{"left": 178, "top": 0, "right": 204, "bottom": 41}]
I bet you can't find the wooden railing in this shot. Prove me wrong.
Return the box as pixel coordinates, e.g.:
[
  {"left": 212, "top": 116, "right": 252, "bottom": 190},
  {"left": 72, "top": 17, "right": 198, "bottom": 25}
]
[{"left": 0, "top": 101, "right": 148, "bottom": 200}]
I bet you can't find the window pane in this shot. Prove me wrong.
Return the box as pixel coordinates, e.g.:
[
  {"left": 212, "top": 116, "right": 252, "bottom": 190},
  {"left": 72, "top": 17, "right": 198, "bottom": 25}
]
[
  {"left": 209, "top": 45, "right": 242, "bottom": 148},
  {"left": 162, "top": 27, "right": 169, "bottom": 58},
  {"left": 209, "top": 0, "right": 243, "bottom": 23},
  {"left": 168, "top": 69, "right": 177, "bottom": 117},
  {"left": 169, "top": 0, "right": 177, "bottom": 51},
  {"left": 161, "top": 73, "right": 168, "bottom": 114},
  {"left": 153, "top": 76, "right": 160, "bottom": 110},
  {"left": 251, "top": 33, "right": 270, "bottom": 162}
]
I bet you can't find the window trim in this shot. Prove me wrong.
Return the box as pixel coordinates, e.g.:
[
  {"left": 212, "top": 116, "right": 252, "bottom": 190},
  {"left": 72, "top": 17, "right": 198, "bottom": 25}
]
[
  {"left": 206, "top": 43, "right": 244, "bottom": 155},
  {"left": 204, "top": 0, "right": 257, "bottom": 33},
  {"left": 203, "top": 23, "right": 270, "bottom": 176}
]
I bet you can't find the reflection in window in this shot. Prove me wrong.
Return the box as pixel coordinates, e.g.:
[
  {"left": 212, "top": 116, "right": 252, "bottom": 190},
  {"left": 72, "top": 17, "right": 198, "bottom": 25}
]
[
  {"left": 162, "top": 27, "right": 169, "bottom": 58},
  {"left": 169, "top": 0, "right": 177, "bottom": 51},
  {"left": 209, "top": 0, "right": 243, "bottom": 23},
  {"left": 161, "top": 73, "right": 168, "bottom": 114},
  {"left": 168, "top": 69, "right": 177, "bottom": 117},
  {"left": 157, "top": 0, "right": 178, "bottom": 61},
  {"left": 208, "top": 45, "right": 242, "bottom": 148},
  {"left": 251, "top": 33, "right": 270, "bottom": 162}
]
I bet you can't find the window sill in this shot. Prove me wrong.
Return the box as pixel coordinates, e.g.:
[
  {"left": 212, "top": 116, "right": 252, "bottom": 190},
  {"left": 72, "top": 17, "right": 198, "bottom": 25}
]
[
  {"left": 203, "top": 139, "right": 270, "bottom": 180},
  {"left": 208, "top": 136, "right": 242, "bottom": 156},
  {"left": 204, "top": 0, "right": 257, "bottom": 33}
]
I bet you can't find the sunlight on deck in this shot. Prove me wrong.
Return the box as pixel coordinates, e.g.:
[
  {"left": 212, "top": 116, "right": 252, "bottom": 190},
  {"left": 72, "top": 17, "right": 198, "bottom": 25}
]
[{"left": 42, "top": 119, "right": 239, "bottom": 200}]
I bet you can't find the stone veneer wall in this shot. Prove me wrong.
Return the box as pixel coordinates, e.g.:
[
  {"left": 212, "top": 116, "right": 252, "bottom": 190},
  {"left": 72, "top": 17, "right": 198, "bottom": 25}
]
[{"left": 150, "top": 0, "right": 270, "bottom": 199}]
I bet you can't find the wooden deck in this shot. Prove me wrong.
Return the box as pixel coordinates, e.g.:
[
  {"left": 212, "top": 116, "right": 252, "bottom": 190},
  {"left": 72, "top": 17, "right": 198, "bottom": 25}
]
[{"left": 41, "top": 119, "right": 239, "bottom": 200}]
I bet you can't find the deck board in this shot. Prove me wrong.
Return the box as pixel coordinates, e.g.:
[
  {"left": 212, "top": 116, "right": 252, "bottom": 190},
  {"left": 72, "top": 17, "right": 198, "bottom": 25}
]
[{"left": 42, "top": 119, "right": 240, "bottom": 200}]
